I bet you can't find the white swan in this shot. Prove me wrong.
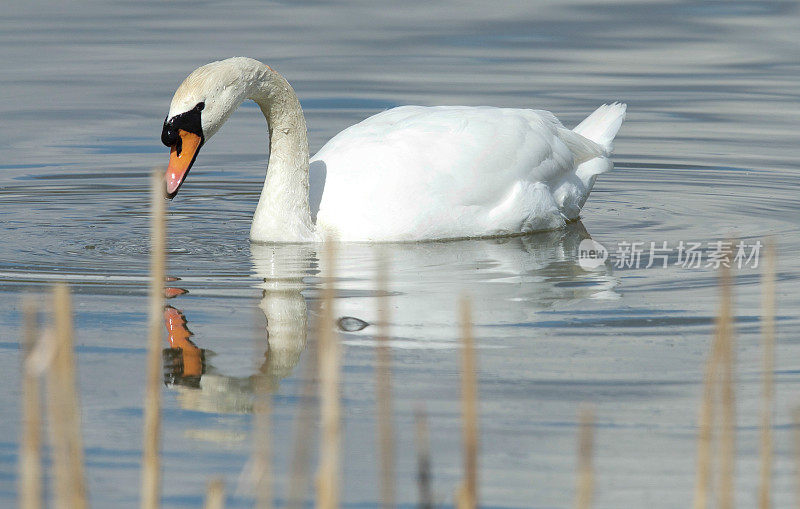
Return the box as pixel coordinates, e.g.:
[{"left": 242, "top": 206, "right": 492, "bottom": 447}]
[{"left": 162, "top": 57, "right": 626, "bottom": 242}]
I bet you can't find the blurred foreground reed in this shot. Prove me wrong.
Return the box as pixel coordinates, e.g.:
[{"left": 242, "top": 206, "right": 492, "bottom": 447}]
[{"left": 142, "top": 167, "right": 166, "bottom": 509}]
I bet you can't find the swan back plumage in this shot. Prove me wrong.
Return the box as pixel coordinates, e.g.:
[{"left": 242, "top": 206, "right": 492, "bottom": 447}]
[{"left": 312, "top": 104, "right": 625, "bottom": 241}]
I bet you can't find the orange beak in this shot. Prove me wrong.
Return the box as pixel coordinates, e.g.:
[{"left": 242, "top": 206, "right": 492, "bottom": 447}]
[{"left": 165, "top": 129, "right": 203, "bottom": 198}]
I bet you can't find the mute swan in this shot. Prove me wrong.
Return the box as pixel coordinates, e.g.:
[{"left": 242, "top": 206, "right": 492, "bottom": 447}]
[{"left": 162, "top": 57, "right": 626, "bottom": 242}]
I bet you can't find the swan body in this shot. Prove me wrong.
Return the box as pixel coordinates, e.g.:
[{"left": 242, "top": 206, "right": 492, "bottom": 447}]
[{"left": 162, "top": 57, "right": 626, "bottom": 242}]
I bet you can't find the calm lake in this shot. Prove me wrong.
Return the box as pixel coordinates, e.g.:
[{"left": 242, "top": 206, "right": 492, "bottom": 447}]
[{"left": 1, "top": 0, "right": 799, "bottom": 507}]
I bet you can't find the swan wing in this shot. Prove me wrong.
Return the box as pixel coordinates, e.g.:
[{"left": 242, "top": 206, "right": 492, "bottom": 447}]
[{"left": 312, "top": 105, "right": 603, "bottom": 241}]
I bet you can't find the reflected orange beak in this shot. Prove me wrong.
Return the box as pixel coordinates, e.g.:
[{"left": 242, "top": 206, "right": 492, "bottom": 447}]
[
  {"left": 164, "top": 287, "right": 189, "bottom": 299},
  {"left": 163, "top": 306, "right": 203, "bottom": 377},
  {"left": 165, "top": 129, "right": 203, "bottom": 198}
]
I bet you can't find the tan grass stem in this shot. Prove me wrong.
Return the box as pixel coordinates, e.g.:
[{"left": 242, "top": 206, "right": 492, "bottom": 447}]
[
  {"left": 141, "top": 168, "right": 166, "bottom": 509},
  {"left": 759, "top": 241, "right": 776, "bottom": 509},
  {"left": 717, "top": 262, "right": 735, "bottom": 509},
  {"left": 692, "top": 330, "right": 719, "bottom": 509},
  {"left": 47, "top": 284, "right": 88, "bottom": 509},
  {"left": 203, "top": 478, "right": 225, "bottom": 509},
  {"left": 316, "top": 240, "right": 341, "bottom": 509},
  {"left": 458, "top": 296, "right": 478, "bottom": 509},
  {"left": 574, "top": 406, "right": 595, "bottom": 509}
]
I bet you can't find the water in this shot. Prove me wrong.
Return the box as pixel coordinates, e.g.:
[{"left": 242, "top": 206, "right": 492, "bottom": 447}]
[{"left": 2, "top": 0, "right": 800, "bottom": 507}]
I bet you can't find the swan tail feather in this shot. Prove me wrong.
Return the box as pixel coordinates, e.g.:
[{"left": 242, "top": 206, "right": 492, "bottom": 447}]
[
  {"left": 573, "top": 102, "right": 627, "bottom": 153},
  {"left": 557, "top": 127, "right": 605, "bottom": 166}
]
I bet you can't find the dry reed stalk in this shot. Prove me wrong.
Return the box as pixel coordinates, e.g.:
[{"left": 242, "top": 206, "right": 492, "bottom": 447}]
[
  {"left": 253, "top": 373, "right": 272, "bottom": 509},
  {"left": 455, "top": 485, "right": 467, "bottom": 508},
  {"left": 459, "top": 296, "right": 478, "bottom": 509},
  {"left": 19, "top": 298, "right": 42, "bottom": 509},
  {"left": 375, "top": 253, "right": 395, "bottom": 508},
  {"left": 141, "top": 168, "right": 166, "bottom": 509},
  {"left": 287, "top": 334, "right": 318, "bottom": 509},
  {"left": 203, "top": 478, "right": 225, "bottom": 509},
  {"left": 316, "top": 240, "right": 341, "bottom": 509},
  {"left": 46, "top": 284, "right": 88, "bottom": 509},
  {"left": 716, "top": 262, "right": 735, "bottom": 509},
  {"left": 414, "top": 404, "right": 434, "bottom": 509},
  {"left": 759, "top": 241, "right": 776, "bottom": 509},
  {"left": 693, "top": 249, "right": 742, "bottom": 509},
  {"left": 574, "top": 406, "right": 595, "bottom": 509}
]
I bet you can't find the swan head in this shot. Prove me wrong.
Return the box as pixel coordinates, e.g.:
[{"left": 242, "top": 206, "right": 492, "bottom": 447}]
[
  {"left": 162, "top": 57, "right": 264, "bottom": 198},
  {"left": 161, "top": 101, "right": 204, "bottom": 198}
]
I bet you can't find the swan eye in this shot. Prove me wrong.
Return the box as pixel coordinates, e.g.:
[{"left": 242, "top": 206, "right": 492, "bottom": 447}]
[
  {"left": 161, "top": 105, "right": 205, "bottom": 148},
  {"left": 161, "top": 117, "right": 179, "bottom": 147}
]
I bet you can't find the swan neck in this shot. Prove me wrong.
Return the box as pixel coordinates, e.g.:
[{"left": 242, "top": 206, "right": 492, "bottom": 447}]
[{"left": 249, "top": 68, "right": 314, "bottom": 242}]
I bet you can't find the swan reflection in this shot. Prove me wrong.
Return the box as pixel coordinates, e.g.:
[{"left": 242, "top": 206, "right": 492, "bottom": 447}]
[
  {"left": 162, "top": 222, "right": 618, "bottom": 414},
  {"left": 326, "top": 222, "right": 619, "bottom": 347},
  {"left": 162, "top": 243, "right": 314, "bottom": 414}
]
